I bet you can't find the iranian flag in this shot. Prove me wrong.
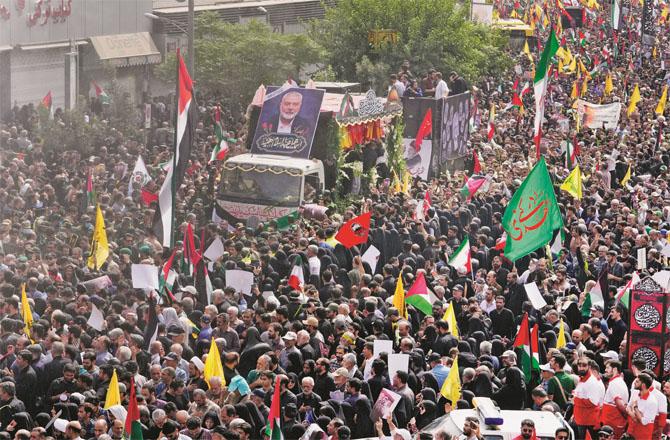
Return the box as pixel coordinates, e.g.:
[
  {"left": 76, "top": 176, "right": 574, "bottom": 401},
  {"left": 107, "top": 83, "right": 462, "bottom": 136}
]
[
  {"left": 91, "top": 81, "right": 110, "bottom": 104},
  {"left": 582, "top": 269, "right": 608, "bottom": 317},
  {"left": 209, "top": 106, "right": 229, "bottom": 163},
  {"left": 513, "top": 313, "right": 540, "bottom": 383},
  {"left": 449, "top": 237, "right": 472, "bottom": 274},
  {"left": 561, "top": 139, "right": 577, "bottom": 168},
  {"left": 152, "top": 50, "right": 194, "bottom": 248},
  {"left": 406, "top": 272, "right": 438, "bottom": 315},
  {"left": 265, "top": 376, "right": 283, "bottom": 440},
  {"left": 615, "top": 271, "right": 639, "bottom": 309},
  {"left": 125, "top": 377, "right": 143, "bottom": 440},
  {"left": 288, "top": 256, "right": 305, "bottom": 291},
  {"left": 533, "top": 30, "right": 559, "bottom": 159}
]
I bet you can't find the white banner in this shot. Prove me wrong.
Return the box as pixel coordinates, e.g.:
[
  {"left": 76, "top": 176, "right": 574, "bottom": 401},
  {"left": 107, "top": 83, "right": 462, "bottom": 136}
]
[
  {"left": 576, "top": 100, "right": 621, "bottom": 130},
  {"left": 403, "top": 138, "right": 432, "bottom": 180}
]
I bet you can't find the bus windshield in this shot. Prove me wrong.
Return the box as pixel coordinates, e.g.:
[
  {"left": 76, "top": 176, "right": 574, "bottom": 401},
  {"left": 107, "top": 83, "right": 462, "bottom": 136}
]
[{"left": 219, "top": 167, "right": 301, "bottom": 207}]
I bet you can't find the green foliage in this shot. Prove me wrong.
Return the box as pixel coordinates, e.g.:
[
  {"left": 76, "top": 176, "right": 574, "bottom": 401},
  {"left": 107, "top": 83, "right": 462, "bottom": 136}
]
[
  {"left": 156, "top": 13, "right": 324, "bottom": 104},
  {"left": 311, "top": 0, "right": 511, "bottom": 87},
  {"left": 386, "top": 116, "right": 406, "bottom": 178},
  {"left": 38, "top": 107, "right": 96, "bottom": 156}
]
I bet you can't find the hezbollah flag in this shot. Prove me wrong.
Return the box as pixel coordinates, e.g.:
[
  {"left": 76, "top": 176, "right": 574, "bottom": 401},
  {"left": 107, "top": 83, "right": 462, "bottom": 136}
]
[
  {"left": 405, "top": 271, "right": 438, "bottom": 315},
  {"left": 87, "top": 204, "right": 109, "bottom": 270},
  {"left": 393, "top": 275, "right": 407, "bottom": 319},
  {"left": 21, "top": 284, "right": 33, "bottom": 341},
  {"left": 513, "top": 313, "right": 540, "bottom": 383},
  {"left": 104, "top": 369, "right": 121, "bottom": 409},
  {"left": 152, "top": 50, "right": 195, "bottom": 248},
  {"left": 656, "top": 85, "right": 668, "bottom": 116},
  {"left": 440, "top": 356, "right": 461, "bottom": 404},
  {"left": 627, "top": 84, "right": 640, "bottom": 116},
  {"left": 556, "top": 319, "right": 567, "bottom": 349},
  {"left": 442, "top": 302, "right": 459, "bottom": 338},
  {"left": 125, "top": 377, "right": 143, "bottom": 440},
  {"left": 204, "top": 339, "right": 225, "bottom": 387},
  {"left": 533, "top": 30, "right": 559, "bottom": 159},
  {"left": 560, "top": 165, "right": 583, "bottom": 200},
  {"left": 265, "top": 376, "right": 283, "bottom": 440},
  {"left": 501, "top": 157, "right": 563, "bottom": 261}
]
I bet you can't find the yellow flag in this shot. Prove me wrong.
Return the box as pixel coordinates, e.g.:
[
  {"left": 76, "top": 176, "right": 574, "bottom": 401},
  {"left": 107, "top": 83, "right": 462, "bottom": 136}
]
[
  {"left": 556, "top": 319, "right": 567, "bottom": 349},
  {"left": 393, "top": 276, "right": 407, "bottom": 319},
  {"left": 542, "top": 14, "right": 550, "bottom": 28},
  {"left": 204, "top": 339, "right": 226, "bottom": 387},
  {"left": 440, "top": 356, "right": 461, "bottom": 404},
  {"left": 627, "top": 84, "right": 641, "bottom": 116},
  {"left": 656, "top": 85, "right": 667, "bottom": 115},
  {"left": 604, "top": 74, "right": 613, "bottom": 96},
  {"left": 578, "top": 59, "right": 591, "bottom": 80},
  {"left": 21, "top": 284, "right": 33, "bottom": 341},
  {"left": 401, "top": 170, "right": 410, "bottom": 195},
  {"left": 523, "top": 40, "right": 533, "bottom": 63},
  {"left": 566, "top": 54, "right": 577, "bottom": 73},
  {"left": 570, "top": 81, "right": 579, "bottom": 99},
  {"left": 581, "top": 77, "right": 589, "bottom": 97},
  {"left": 442, "top": 302, "right": 459, "bottom": 338},
  {"left": 104, "top": 369, "right": 121, "bottom": 409},
  {"left": 87, "top": 204, "right": 109, "bottom": 270},
  {"left": 558, "top": 57, "right": 564, "bottom": 73},
  {"left": 392, "top": 171, "right": 401, "bottom": 193},
  {"left": 653, "top": 46, "right": 657, "bottom": 59},
  {"left": 560, "top": 165, "right": 583, "bottom": 199},
  {"left": 620, "top": 164, "right": 632, "bottom": 186}
]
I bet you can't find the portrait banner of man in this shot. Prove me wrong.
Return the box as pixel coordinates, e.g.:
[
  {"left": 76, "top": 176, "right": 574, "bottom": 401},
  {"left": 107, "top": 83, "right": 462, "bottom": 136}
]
[{"left": 251, "top": 85, "right": 325, "bottom": 158}]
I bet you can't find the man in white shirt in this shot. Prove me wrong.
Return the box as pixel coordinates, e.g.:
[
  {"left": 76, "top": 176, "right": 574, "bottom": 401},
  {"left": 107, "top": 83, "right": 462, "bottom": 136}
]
[
  {"left": 434, "top": 72, "right": 450, "bottom": 99},
  {"left": 307, "top": 245, "right": 321, "bottom": 279}
]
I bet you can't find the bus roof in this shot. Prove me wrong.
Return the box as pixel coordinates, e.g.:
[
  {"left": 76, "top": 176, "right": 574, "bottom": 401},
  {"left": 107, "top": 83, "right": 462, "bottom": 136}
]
[{"left": 224, "top": 153, "right": 323, "bottom": 174}]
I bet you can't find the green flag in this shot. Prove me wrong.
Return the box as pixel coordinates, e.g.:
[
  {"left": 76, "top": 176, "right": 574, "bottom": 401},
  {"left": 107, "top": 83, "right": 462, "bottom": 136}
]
[{"left": 502, "top": 157, "right": 563, "bottom": 261}]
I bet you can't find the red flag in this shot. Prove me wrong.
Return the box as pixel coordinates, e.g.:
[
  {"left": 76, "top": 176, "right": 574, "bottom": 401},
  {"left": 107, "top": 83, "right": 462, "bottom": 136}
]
[
  {"left": 335, "top": 212, "right": 371, "bottom": 249},
  {"left": 140, "top": 188, "right": 158, "bottom": 206},
  {"left": 183, "top": 223, "right": 202, "bottom": 268},
  {"left": 40, "top": 91, "right": 52, "bottom": 109},
  {"left": 423, "top": 190, "right": 432, "bottom": 218},
  {"left": 407, "top": 271, "right": 429, "bottom": 296},
  {"left": 124, "top": 377, "right": 142, "bottom": 439},
  {"left": 512, "top": 78, "right": 519, "bottom": 91},
  {"left": 473, "top": 150, "right": 481, "bottom": 174},
  {"left": 414, "top": 108, "right": 433, "bottom": 152}
]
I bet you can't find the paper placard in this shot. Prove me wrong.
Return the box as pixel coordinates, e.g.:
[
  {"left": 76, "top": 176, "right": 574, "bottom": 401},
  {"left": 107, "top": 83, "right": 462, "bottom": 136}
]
[
  {"left": 87, "top": 304, "right": 105, "bottom": 331},
  {"left": 80, "top": 275, "right": 113, "bottom": 292},
  {"left": 524, "top": 282, "right": 547, "bottom": 309},
  {"left": 131, "top": 264, "right": 159, "bottom": 290},
  {"left": 661, "top": 243, "right": 670, "bottom": 258},
  {"left": 225, "top": 269, "right": 254, "bottom": 296},
  {"left": 371, "top": 388, "right": 402, "bottom": 421},
  {"left": 373, "top": 340, "right": 393, "bottom": 358},
  {"left": 204, "top": 237, "right": 225, "bottom": 261},
  {"left": 637, "top": 248, "right": 647, "bottom": 270},
  {"left": 388, "top": 353, "right": 409, "bottom": 382},
  {"left": 362, "top": 245, "right": 381, "bottom": 274}
]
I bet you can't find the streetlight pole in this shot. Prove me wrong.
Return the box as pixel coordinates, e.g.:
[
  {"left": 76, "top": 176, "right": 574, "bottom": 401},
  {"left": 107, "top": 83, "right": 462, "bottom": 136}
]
[{"left": 187, "top": 0, "right": 194, "bottom": 75}]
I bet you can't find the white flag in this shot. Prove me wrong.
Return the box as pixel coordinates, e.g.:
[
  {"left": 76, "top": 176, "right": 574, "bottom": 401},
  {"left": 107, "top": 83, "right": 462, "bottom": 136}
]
[{"left": 128, "top": 155, "right": 152, "bottom": 196}]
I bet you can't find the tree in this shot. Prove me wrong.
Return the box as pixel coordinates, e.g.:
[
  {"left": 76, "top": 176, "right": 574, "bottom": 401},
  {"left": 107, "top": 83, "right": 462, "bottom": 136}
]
[
  {"left": 156, "top": 13, "right": 324, "bottom": 105},
  {"left": 311, "top": 0, "right": 511, "bottom": 92}
]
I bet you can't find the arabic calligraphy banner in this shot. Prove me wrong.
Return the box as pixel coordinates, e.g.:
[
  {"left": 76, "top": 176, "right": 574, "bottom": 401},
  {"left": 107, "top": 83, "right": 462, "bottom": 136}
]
[
  {"left": 251, "top": 86, "right": 324, "bottom": 159},
  {"left": 575, "top": 100, "right": 621, "bottom": 130},
  {"left": 641, "top": 0, "right": 655, "bottom": 46},
  {"left": 440, "top": 92, "right": 471, "bottom": 161}
]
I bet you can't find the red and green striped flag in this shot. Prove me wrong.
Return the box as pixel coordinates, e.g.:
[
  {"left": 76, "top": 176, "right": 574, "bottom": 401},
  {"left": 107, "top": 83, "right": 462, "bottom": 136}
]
[
  {"left": 86, "top": 171, "right": 96, "bottom": 206},
  {"left": 209, "top": 106, "right": 229, "bottom": 163},
  {"left": 265, "top": 376, "right": 284, "bottom": 440},
  {"left": 124, "top": 377, "right": 143, "bottom": 440},
  {"left": 405, "top": 271, "right": 438, "bottom": 315},
  {"left": 513, "top": 313, "right": 540, "bottom": 383},
  {"left": 533, "top": 29, "right": 559, "bottom": 159}
]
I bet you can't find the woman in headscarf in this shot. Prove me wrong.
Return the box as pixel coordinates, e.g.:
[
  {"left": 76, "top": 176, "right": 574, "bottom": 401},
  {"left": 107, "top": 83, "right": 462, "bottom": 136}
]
[
  {"left": 471, "top": 368, "right": 494, "bottom": 398},
  {"left": 300, "top": 359, "right": 316, "bottom": 382},
  {"left": 286, "top": 352, "right": 303, "bottom": 377},
  {"left": 415, "top": 400, "right": 437, "bottom": 430},
  {"left": 286, "top": 372, "right": 302, "bottom": 395},
  {"left": 238, "top": 327, "right": 271, "bottom": 378},
  {"left": 272, "top": 250, "right": 290, "bottom": 279},
  {"left": 5, "top": 412, "right": 34, "bottom": 433},
  {"left": 492, "top": 366, "right": 526, "bottom": 410},
  {"left": 351, "top": 398, "right": 374, "bottom": 438},
  {"left": 202, "top": 411, "right": 221, "bottom": 431},
  {"left": 419, "top": 325, "right": 438, "bottom": 353}
]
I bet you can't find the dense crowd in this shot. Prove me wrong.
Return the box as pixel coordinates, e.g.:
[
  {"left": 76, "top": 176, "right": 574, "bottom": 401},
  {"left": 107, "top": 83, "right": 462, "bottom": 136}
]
[{"left": 1, "top": 0, "right": 670, "bottom": 439}]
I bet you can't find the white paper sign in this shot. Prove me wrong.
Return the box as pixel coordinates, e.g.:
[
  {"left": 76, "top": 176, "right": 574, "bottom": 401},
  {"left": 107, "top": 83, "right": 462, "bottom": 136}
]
[
  {"left": 661, "top": 243, "right": 670, "bottom": 258},
  {"left": 371, "top": 388, "right": 402, "bottom": 421},
  {"left": 87, "top": 304, "right": 105, "bottom": 331},
  {"left": 131, "top": 264, "right": 159, "bottom": 290},
  {"left": 225, "top": 269, "right": 254, "bottom": 296},
  {"left": 388, "top": 353, "right": 409, "bottom": 382},
  {"left": 204, "top": 237, "right": 225, "bottom": 262},
  {"left": 524, "top": 282, "right": 547, "bottom": 309},
  {"left": 637, "top": 248, "right": 647, "bottom": 270},
  {"left": 80, "top": 275, "right": 113, "bottom": 292},
  {"left": 362, "top": 245, "right": 381, "bottom": 274},
  {"left": 373, "top": 340, "right": 393, "bottom": 358}
]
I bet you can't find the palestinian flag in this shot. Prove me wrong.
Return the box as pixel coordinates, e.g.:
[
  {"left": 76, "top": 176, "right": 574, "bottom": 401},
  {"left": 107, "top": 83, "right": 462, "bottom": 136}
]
[
  {"left": 86, "top": 171, "right": 95, "bottom": 206},
  {"left": 487, "top": 104, "right": 496, "bottom": 141},
  {"left": 582, "top": 269, "right": 608, "bottom": 317},
  {"left": 125, "top": 377, "right": 143, "bottom": 440},
  {"left": 578, "top": 31, "right": 587, "bottom": 47},
  {"left": 615, "top": 272, "right": 639, "bottom": 309},
  {"left": 91, "top": 81, "right": 110, "bottom": 104},
  {"left": 152, "top": 50, "right": 195, "bottom": 248},
  {"left": 181, "top": 223, "right": 202, "bottom": 277},
  {"left": 209, "top": 106, "right": 229, "bottom": 163},
  {"left": 533, "top": 30, "right": 559, "bottom": 159},
  {"left": 513, "top": 313, "right": 540, "bottom": 383},
  {"left": 448, "top": 236, "right": 472, "bottom": 274},
  {"left": 406, "top": 272, "right": 438, "bottom": 315},
  {"left": 265, "top": 377, "right": 284, "bottom": 440},
  {"left": 288, "top": 256, "right": 304, "bottom": 291},
  {"left": 460, "top": 175, "right": 487, "bottom": 200},
  {"left": 159, "top": 248, "right": 178, "bottom": 303}
]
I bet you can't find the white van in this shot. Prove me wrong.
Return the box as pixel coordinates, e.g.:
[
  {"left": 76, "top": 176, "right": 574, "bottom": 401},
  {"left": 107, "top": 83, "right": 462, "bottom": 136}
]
[{"left": 217, "top": 153, "right": 325, "bottom": 224}]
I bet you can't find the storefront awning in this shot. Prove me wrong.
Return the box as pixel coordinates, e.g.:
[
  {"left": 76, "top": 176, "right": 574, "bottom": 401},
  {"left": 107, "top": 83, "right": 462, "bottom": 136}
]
[{"left": 90, "top": 32, "right": 161, "bottom": 67}]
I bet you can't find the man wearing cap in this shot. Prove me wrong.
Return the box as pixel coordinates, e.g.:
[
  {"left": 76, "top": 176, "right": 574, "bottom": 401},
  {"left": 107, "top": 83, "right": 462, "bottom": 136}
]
[{"left": 278, "top": 331, "right": 301, "bottom": 371}]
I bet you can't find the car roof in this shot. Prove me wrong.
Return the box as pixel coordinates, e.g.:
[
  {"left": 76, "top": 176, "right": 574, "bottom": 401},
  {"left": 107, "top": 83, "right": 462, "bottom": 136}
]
[{"left": 430, "top": 409, "right": 566, "bottom": 438}]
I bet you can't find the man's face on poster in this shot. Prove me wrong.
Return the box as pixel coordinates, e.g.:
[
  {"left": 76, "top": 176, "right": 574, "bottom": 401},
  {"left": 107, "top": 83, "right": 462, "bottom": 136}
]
[{"left": 279, "top": 92, "right": 303, "bottom": 124}]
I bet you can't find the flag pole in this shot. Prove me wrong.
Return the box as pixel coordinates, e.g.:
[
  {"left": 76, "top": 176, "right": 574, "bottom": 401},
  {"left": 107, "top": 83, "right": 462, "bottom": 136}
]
[{"left": 169, "top": 50, "right": 182, "bottom": 249}]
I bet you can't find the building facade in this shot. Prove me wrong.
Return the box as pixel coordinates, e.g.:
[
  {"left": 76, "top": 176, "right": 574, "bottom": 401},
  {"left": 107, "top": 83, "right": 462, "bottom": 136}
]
[{"left": 0, "top": 0, "right": 158, "bottom": 119}]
